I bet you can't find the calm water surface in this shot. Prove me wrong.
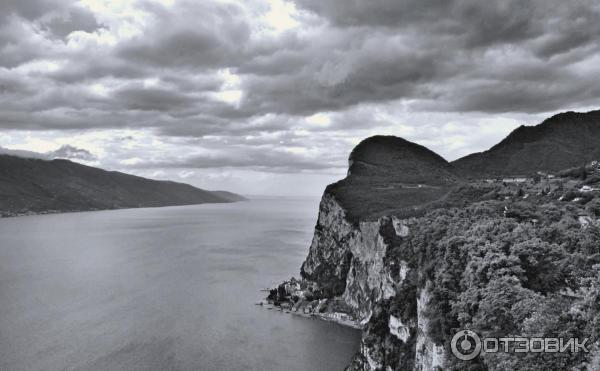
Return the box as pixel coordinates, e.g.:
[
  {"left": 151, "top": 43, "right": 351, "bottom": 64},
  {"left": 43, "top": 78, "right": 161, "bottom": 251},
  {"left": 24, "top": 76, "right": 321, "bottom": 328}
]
[{"left": 0, "top": 198, "right": 360, "bottom": 371}]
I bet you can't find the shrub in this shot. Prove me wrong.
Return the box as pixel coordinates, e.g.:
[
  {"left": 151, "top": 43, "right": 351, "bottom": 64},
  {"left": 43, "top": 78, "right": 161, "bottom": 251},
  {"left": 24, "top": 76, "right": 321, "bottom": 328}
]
[{"left": 586, "top": 198, "right": 600, "bottom": 217}]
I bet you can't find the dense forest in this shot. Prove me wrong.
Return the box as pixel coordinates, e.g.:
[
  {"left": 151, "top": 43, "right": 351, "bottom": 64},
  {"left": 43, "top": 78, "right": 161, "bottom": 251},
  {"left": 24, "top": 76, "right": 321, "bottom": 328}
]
[{"left": 362, "top": 164, "right": 600, "bottom": 370}]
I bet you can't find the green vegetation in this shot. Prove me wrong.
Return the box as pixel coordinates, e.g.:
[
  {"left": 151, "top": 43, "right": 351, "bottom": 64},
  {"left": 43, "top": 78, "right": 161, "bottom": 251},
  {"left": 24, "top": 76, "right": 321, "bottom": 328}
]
[
  {"left": 304, "top": 125, "right": 600, "bottom": 370},
  {"left": 380, "top": 167, "right": 600, "bottom": 370},
  {"left": 326, "top": 135, "right": 459, "bottom": 222},
  {"left": 0, "top": 154, "right": 244, "bottom": 217},
  {"left": 327, "top": 178, "right": 451, "bottom": 222},
  {"left": 452, "top": 110, "right": 600, "bottom": 176}
]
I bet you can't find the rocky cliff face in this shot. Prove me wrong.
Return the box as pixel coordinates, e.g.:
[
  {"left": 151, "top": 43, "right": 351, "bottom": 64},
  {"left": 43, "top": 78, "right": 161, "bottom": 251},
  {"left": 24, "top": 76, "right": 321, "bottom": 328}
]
[
  {"left": 294, "top": 128, "right": 600, "bottom": 370},
  {"left": 301, "top": 191, "right": 447, "bottom": 370},
  {"left": 298, "top": 136, "right": 456, "bottom": 370},
  {"left": 302, "top": 193, "right": 399, "bottom": 322},
  {"left": 300, "top": 193, "right": 357, "bottom": 299}
]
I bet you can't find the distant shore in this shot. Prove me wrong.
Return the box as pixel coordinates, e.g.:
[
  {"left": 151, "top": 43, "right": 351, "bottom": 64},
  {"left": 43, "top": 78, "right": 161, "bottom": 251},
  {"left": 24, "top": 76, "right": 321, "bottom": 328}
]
[
  {"left": 0, "top": 200, "right": 248, "bottom": 219},
  {"left": 0, "top": 209, "right": 89, "bottom": 219}
]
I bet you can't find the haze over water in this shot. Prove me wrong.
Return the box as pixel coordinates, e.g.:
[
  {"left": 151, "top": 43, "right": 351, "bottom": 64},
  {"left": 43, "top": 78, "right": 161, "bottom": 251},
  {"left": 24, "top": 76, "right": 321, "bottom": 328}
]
[{"left": 0, "top": 198, "right": 360, "bottom": 371}]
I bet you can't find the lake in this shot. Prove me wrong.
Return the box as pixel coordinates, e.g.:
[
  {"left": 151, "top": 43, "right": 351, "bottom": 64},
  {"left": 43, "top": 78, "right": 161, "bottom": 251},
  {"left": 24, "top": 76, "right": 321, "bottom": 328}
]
[{"left": 0, "top": 197, "right": 360, "bottom": 371}]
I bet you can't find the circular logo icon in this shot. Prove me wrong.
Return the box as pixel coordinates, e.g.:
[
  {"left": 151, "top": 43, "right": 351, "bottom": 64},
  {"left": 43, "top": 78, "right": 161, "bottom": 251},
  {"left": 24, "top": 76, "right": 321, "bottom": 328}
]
[{"left": 451, "top": 330, "right": 482, "bottom": 360}]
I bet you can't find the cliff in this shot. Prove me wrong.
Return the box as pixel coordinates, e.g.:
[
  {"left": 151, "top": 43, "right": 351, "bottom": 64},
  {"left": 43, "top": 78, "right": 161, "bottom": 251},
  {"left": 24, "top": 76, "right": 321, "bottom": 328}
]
[
  {"left": 301, "top": 191, "right": 447, "bottom": 370},
  {"left": 291, "top": 131, "right": 600, "bottom": 370},
  {"left": 297, "top": 136, "right": 458, "bottom": 369}
]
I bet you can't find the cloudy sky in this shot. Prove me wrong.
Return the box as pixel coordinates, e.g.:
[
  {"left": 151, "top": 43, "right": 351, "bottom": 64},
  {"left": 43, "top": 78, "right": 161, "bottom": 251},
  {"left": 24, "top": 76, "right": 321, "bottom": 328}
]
[{"left": 1, "top": 0, "right": 599, "bottom": 196}]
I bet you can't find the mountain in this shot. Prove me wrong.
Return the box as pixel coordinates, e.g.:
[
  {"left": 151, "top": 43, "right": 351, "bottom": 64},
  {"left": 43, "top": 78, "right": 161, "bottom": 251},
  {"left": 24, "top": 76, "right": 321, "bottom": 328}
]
[
  {"left": 347, "top": 135, "right": 457, "bottom": 182},
  {"left": 453, "top": 110, "right": 600, "bottom": 176},
  {"left": 299, "top": 136, "right": 462, "bottom": 300},
  {"left": 272, "top": 112, "right": 600, "bottom": 370},
  {"left": 326, "top": 136, "right": 459, "bottom": 221},
  {"left": 0, "top": 154, "right": 246, "bottom": 216}
]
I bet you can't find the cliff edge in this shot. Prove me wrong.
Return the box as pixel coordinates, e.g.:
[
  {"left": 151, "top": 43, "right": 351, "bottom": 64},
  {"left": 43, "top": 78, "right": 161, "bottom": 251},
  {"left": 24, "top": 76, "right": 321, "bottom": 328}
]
[{"left": 291, "top": 122, "right": 600, "bottom": 370}]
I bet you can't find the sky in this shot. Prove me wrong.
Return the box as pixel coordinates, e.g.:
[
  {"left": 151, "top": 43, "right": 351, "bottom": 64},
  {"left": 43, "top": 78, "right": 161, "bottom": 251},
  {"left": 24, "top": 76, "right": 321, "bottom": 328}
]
[{"left": 1, "top": 0, "right": 599, "bottom": 196}]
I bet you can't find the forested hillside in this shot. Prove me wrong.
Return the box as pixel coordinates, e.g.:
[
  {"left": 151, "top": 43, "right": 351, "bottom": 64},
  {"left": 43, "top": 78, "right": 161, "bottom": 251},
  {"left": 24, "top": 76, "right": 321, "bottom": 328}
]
[{"left": 352, "top": 163, "right": 600, "bottom": 370}]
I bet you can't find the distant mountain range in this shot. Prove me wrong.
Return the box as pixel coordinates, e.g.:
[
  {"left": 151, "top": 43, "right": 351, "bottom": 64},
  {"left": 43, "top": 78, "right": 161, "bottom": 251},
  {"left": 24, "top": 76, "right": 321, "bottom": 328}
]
[
  {"left": 453, "top": 110, "right": 600, "bottom": 176},
  {"left": 328, "top": 109, "right": 600, "bottom": 220},
  {"left": 0, "top": 155, "right": 246, "bottom": 217}
]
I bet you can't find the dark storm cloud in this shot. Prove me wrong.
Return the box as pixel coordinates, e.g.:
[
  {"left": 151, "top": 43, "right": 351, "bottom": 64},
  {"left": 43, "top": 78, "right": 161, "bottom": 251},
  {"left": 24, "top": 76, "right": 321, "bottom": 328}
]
[
  {"left": 437, "top": 79, "right": 600, "bottom": 114},
  {"left": 48, "top": 60, "right": 147, "bottom": 83},
  {"left": 295, "top": 0, "right": 539, "bottom": 44},
  {"left": 116, "top": 1, "right": 251, "bottom": 70},
  {"left": 0, "top": 0, "right": 57, "bottom": 22},
  {"left": 0, "top": 70, "right": 34, "bottom": 95},
  {"left": 112, "top": 86, "right": 197, "bottom": 112},
  {"left": 42, "top": 6, "right": 105, "bottom": 40},
  {"left": 0, "top": 19, "right": 46, "bottom": 68},
  {"left": 295, "top": 0, "right": 600, "bottom": 57},
  {"left": 4, "top": 0, "right": 599, "bottom": 125},
  {"left": 284, "top": 0, "right": 600, "bottom": 115},
  {"left": 0, "top": 108, "right": 178, "bottom": 131},
  {"left": 0, "top": 1, "right": 103, "bottom": 67},
  {"left": 236, "top": 31, "right": 445, "bottom": 115},
  {"left": 211, "top": 0, "right": 600, "bottom": 119}
]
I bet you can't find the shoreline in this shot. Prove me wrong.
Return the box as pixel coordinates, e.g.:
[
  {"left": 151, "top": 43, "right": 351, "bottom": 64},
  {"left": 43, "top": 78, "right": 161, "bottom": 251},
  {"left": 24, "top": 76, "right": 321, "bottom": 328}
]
[
  {"left": 0, "top": 209, "right": 104, "bottom": 219},
  {"left": 257, "top": 300, "right": 363, "bottom": 330},
  {"left": 0, "top": 200, "right": 245, "bottom": 219},
  {"left": 258, "top": 279, "right": 363, "bottom": 330}
]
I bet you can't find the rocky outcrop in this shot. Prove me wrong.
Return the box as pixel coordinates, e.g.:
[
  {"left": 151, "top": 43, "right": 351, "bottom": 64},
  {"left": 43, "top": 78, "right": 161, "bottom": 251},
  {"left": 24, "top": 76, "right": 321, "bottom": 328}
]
[
  {"left": 300, "top": 193, "right": 357, "bottom": 298},
  {"left": 299, "top": 189, "right": 446, "bottom": 370},
  {"left": 340, "top": 218, "right": 399, "bottom": 323},
  {"left": 295, "top": 136, "right": 457, "bottom": 370},
  {"left": 301, "top": 193, "right": 407, "bottom": 323},
  {"left": 274, "top": 128, "right": 600, "bottom": 370},
  {"left": 414, "top": 283, "right": 445, "bottom": 371}
]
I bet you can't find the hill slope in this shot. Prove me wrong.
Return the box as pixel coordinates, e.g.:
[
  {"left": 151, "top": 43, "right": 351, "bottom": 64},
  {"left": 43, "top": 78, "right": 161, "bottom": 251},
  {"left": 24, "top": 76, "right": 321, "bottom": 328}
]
[
  {"left": 347, "top": 136, "right": 457, "bottom": 182},
  {"left": 453, "top": 110, "right": 600, "bottom": 176},
  {"left": 0, "top": 155, "right": 245, "bottom": 216},
  {"left": 327, "top": 136, "right": 459, "bottom": 221}
]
